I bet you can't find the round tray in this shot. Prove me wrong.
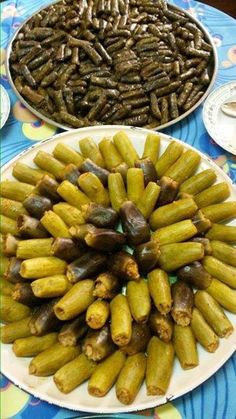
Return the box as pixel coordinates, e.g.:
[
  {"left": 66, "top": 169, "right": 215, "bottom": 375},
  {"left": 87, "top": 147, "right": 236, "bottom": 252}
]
[
  {"left": 5, "top": 1, "right": 218, "bottom": 131},
  {"left": 1, "top": 125, "right": 235, "bottom": 414}
]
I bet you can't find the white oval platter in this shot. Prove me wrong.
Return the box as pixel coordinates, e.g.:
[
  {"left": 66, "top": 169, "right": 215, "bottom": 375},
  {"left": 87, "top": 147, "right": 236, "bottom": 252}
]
[{"left": 1, "top": 125, "right": 236, "bottom": 414}]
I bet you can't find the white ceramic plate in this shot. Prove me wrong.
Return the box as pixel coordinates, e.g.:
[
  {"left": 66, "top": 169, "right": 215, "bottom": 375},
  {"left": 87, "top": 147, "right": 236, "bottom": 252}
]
[
  {"left": 1, "top": 126, "right": 236, "bottom": 414},
  {"left": 203, "top": 81, "right": 236, "bottom": 156},
  {"left": 0, "top": 85, "right": 11, "bottom": 129}
]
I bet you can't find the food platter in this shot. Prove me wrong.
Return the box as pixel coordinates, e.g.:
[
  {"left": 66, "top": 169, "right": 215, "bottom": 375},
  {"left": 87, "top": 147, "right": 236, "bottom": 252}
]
[
  {"left": 1, "top": 125, "right": 236, "bottom": 414},
  {"left": 5, "top": 0, "right": 218, "bottom": 131}
]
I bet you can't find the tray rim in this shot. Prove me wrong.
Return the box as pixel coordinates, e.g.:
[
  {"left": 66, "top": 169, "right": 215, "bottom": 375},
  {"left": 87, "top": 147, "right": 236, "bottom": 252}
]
[
  {"left": 1, "top": 125, "right": 233, "bottom": 185},
  {"left": 5, "top": 0, "right": 218, "bottom": 131},
  {"left": 1, "top": 124, "right": 235, "bottom": 414}
]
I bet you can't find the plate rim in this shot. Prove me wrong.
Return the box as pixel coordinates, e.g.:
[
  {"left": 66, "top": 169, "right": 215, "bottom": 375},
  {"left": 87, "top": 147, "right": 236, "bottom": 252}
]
[
  {"left": 5, "top": 1, "right": 218, "bottom": 132},
  {"left": 0, "top": 84, "right": 11, "bottom": 129},
  {"left": 202, "top": 80, "right": 236, "bottom": 156},
  {"left": 1, "top": 125, "right": 235, "bottom": 414},
  {"left": 1, "top": 124, "right": 233, "bottom": 186},
  {"left": 2, "top": 344, "right": 236, "bottom": 414}
]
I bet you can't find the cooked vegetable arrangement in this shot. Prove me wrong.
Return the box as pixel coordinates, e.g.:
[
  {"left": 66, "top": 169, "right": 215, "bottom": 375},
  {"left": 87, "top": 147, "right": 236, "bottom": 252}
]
[
  {"left": 9, "top": 0, "right": 214, "bottom": 129},
  {"left": 1, "top": 131, "right": 235, "bottom": 406}
]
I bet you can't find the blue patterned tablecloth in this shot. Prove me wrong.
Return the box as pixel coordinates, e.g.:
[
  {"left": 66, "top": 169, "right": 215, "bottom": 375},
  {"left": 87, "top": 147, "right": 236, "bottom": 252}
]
[{"left": 0, "top": 1, "right": 236, "bottom": 418}]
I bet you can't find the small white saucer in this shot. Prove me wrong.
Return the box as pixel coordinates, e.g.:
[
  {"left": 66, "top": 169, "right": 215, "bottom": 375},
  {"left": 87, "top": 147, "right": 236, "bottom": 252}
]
[
  {"left": 203, "top": 81, "right": 236, "bottom": 155},
  {"left": 0, "top": 84, "right": 11, "bottom": 129}
]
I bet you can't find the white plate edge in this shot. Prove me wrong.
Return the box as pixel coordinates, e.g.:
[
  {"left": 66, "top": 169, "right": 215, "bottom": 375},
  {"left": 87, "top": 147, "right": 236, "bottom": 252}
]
[
  {"left": 0, "top": 85, "right": 11, "bottom": 130},
  {"left": 202, "top": 81, "right": 236, "bottom": 156},
  {"left": 1, "top": 125, "right": 234, "bottom": 187}
]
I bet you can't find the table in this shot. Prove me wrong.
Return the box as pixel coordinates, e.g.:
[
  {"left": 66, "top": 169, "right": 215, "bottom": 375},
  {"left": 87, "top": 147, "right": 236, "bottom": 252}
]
[
  {"left": 1, "top": 1, "right": 236, "bottom": 418},
  {"left": 199, "top": 0, "right": 236, "bottom": 18}
]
